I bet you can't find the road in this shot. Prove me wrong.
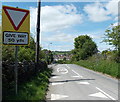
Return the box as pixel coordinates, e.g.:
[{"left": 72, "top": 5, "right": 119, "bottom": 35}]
[{"left": 46, "top": 64, "right": 118, "bottom": 101}]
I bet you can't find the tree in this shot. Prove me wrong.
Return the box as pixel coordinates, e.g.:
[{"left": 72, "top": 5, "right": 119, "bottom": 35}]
[
  {"left": 2, "top": 46, "right": 15, "bottom": 63},
  {"left": 103, "top": 25, "right": 120, "bottom": 62},
  {"left": 72, "top": 35, "right": 98, "bottom": 60},
  {"left": 103, "top": 25, "right": 120, "bottom": 51},
  {"left": 2, "top": 36, "right": 36, "bottom": 62},
  {"left": 18, "top": 47, "right": 35, "bottom": 62}
]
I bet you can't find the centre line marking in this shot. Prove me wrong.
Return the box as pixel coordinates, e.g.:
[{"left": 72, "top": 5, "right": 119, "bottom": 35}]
[
  {"left": 72, "top": 69, "right": 83, "bottom": 78},
  {"left": 96, "top": 87, "right": 116, "bottom": 100}
]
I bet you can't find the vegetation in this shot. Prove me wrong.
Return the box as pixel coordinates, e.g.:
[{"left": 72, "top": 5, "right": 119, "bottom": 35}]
[
  {"left": 2, "top": 35, "right": 53, "bottom": 100},
  {"left": 2, "top": 37, "right": 54, "bottom": 63},
  {"left": 68, "top": 25, "right": 120, "bottom": 79},
  {"left": 53, "top": 51, "right": 71, "bottom": 55},
  {"left": 72, "top": 35, "right": 98, "bottom": 61},
  {"left": 103, "top": 25, "right": 120, "bottom": 50},
  {"left": 103, "top": 25, "right": 120, "bottom": 63},
  {"left": 73, "top": 54, "right": 119, "bottom": 78},
  {"left": 4, "top": 68, "right": 52, "bottom": 101}
]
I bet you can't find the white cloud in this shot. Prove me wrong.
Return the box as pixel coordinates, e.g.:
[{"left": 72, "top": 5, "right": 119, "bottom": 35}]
[
  {"left": 50, "top": 45, "right": 74, "bottom": 51},
  {"left": 30, "top": 5, "right": 83, "bottom": 33},
  {"left": 114, "top": 17, "right": 118, "bottom": 21},
  {"left": 30, "top": 7, "right": 37, "bottom": 34},
  {"left": 106, "top": 0, "right": 119, "bottom": 16},
  {"left": 87, "top": 34, "right": 103, "bottom": 39},
  {"left": 41, "top": 41, "right": 74, "bottom": 51},
  {"left": 108, "top": 22, "right": 120, "bottom": 28},
  {"left": 98, "top": 43, "right": 115, "bottom": 51},
  {"left": 41, "top": 5, "right": 83, "bottom": 32},
  {"left": 42, "top": 33, "right": 76, "bottom": 42},
  {"left": 83, "top": 0, "right": 118, "bottom": 22},
  {"left": 83, "top": 2, "right": 111, "bottom": 22}
]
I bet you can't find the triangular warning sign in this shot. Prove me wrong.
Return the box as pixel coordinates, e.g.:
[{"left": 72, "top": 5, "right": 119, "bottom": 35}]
[{"left": 3, "top": 6, "right": 29, "bottom": 30}]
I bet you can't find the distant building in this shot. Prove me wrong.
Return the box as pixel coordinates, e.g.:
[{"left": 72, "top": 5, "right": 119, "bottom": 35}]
[{"left": 53, "top": 54, "right": 73, "bottom": 61}]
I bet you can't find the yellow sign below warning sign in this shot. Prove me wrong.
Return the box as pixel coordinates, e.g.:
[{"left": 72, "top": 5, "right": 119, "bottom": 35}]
[{"left": 2, "top": 6, "right": 30, "bottom": 45}]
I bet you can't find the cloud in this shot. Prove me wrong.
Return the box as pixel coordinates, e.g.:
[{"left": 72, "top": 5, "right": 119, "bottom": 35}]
[
  {"left": 42, "top": 33, "right": 76, "bottom": 42},
  {"left": 41, "top": 39, "right": 74, "bottom": 51},
  {"left": 106, "top": 0, "right": 119, "bottom": 16},
  {"left": 87, "top": 34, "right": 103, "bottom": 39},
  {"left": 30, "top": 7, "right": 37, "bottom": 34},
  {"left": 50, "top": 45, "right": 74, "bottom": 51},
  {"left": 30, "top": 3, "right": 116, "bottom": 51},
  {"left": 83, "top": 0, "right": 118, "bottom": 22},
  {"left": 98, "top": 43, "right": 115, "bottom": 51},
  {"left": 108, "top": 22, "right": 120, "bottom": 28},
  {"left": 30, "top": 4, "right": 83, "bottom": 33},
  {"left": 83, "top": 2, "right": 111, "bottom": 22}
]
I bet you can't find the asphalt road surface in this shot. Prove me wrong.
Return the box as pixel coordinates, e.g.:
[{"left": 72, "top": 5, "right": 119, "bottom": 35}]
[{"left": 46, "top": 64, "right": 118, "bottom": 101}]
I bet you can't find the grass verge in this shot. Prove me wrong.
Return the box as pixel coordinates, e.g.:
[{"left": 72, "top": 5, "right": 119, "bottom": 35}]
[
  {"left": 73, "top": 58, "right": 119, "bottom": 79},
  {"left": 4, "top": 68, "right": 52, "bottom": 101}
]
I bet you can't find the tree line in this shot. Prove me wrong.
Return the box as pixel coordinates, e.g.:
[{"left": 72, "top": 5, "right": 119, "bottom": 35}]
[{"left": 71, "top": 25, "right": 120, "bottom": 63}]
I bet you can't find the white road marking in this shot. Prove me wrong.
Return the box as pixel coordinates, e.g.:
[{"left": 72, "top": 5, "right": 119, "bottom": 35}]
[
  {"left": 52, "top": 76, "right": 60, "bottom": 79},
  {"left": 89, "top": 92, "right": 108, "bottom": 99},
  {"left": 66, "top": 65, "right": 83, "bottom": 78},
  {"left": 96, "top": 87, "right": 116, "bottom": 100},
  {"left": 57, "top": 67, "right": 68, "bottom": 74},
  {"left": 71, "top": 76, "right": 80, "bottom": 78},
  {"left": 66, "top": 64, "right": 70, "bottom": 69},
  {"left": 52, "top": 82, "right": 64, "bottom": 86},
  {"left": 77, "top": 82, "right": 90, "bottom": 85},
  {"left": 51, "top": 94, "right": 68, "bottom": 100},
  {"left": 72, "top": 69, "right": 83, "bottom": 78}
]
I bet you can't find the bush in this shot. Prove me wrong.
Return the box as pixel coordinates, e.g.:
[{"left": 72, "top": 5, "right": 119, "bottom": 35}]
[
  {"left": 18, "top": 47, "right": 35, "bottom": 62},
  {"left": 2, "top": 61, "right": 48, "bottom": 99},
  {"left": 73, "top": 55, "right": 119, "bottom": 78}
]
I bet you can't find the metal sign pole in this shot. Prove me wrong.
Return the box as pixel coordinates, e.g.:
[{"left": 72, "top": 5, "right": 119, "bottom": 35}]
[{"left": 15, "top": 46, "right": 18, "bottom": 95}]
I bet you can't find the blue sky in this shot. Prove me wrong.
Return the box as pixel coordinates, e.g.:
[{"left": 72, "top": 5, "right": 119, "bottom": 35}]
[{"left": 1, "top": 0, "right": 118, "bottom": 51}]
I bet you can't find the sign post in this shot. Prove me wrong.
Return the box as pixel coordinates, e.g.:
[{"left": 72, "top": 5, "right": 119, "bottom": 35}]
[
  {"left": 2, "top": 6, "right": 30, "bottom": 94},
  {"left": 15, "top": 46, "right": 18, "bottom": 94}
]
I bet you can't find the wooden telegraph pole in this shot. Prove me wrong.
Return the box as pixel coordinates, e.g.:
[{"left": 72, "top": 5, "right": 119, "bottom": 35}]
[{"left": 35, "top": 0, "right": 41, "bottom": 65}]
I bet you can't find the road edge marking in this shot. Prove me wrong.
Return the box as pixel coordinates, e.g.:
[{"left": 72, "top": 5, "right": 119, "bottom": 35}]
[
  {"left": 72, "top": 69, "right": 83, "bottom": 78},
  {"left": 96, "top": 87, "right": 116, "bottom": 100}
]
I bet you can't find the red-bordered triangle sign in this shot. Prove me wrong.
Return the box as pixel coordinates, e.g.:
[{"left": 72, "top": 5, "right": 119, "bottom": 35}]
[{"left": 3, "top": 6, "right": 29, "bottom": 30}]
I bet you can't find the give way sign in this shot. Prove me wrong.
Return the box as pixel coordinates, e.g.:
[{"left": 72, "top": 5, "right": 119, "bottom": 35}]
[{"left": 2, "top": 6, "right": 30, "bottom": 45}]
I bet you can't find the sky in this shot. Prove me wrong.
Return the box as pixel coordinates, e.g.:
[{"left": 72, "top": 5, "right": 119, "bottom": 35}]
[{"left": 1, "top": 0, "right": 119, "bottom": 51}]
